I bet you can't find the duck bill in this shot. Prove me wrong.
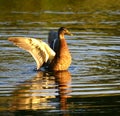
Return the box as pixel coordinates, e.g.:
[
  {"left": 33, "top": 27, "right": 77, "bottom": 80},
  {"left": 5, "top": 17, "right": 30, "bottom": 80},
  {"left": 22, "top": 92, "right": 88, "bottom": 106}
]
[{"left": 66, "top": 30, "right": 73, "bottom": 36}]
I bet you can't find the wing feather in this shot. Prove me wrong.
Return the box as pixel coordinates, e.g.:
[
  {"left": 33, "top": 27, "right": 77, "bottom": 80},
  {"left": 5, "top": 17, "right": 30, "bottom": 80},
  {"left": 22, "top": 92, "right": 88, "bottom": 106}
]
[
  {"left": 8, "top": 37, "right": 55, "bottom": 70},
  {"left": 48, "top": 30, "right": 58, "bottom": 49}
]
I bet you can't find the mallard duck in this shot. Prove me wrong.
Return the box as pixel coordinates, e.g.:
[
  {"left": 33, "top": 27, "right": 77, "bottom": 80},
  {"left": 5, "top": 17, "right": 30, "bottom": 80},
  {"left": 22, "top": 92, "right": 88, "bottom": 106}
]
[{"left": 8, "top": 27, "right": 72, "bottom": 71}]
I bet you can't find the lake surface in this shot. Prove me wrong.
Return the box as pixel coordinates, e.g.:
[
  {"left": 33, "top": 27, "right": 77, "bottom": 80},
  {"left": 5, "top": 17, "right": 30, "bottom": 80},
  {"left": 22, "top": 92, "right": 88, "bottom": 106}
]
[{"left": 0, "top": 0, "right": 120, "bottom": 115}]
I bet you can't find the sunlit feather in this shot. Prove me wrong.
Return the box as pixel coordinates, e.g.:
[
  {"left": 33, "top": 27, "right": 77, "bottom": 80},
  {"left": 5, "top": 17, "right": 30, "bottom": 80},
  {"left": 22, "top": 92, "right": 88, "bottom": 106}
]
[{"left": 8, "top": 37, "right": 55, "bottom": 70}]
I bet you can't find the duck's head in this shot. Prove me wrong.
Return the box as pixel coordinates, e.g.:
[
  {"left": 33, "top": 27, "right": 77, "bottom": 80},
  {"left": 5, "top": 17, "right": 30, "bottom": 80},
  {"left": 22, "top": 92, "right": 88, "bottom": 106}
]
[{"left": 58, "top": 27, "right": 73, "bottom": 36}]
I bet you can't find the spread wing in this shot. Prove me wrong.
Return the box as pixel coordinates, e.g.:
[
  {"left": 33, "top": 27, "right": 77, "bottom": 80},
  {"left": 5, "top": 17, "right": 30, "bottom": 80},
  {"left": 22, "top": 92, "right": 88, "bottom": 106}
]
[
  {"left": 48, "top": 30, "right": 58, "bottom": 49},
  {"left": 8, "top": 37, "right": 56, "bottom": 70}
]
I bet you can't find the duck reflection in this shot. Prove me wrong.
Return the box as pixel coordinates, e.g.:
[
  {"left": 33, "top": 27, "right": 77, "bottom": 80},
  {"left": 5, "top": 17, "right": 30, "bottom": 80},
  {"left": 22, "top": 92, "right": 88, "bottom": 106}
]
[
  {"left": 10, "top": 70, "right": 71, "bottom": 111},
  {"left": 54, "top": 71, "right": 71, "bottom": 110}
]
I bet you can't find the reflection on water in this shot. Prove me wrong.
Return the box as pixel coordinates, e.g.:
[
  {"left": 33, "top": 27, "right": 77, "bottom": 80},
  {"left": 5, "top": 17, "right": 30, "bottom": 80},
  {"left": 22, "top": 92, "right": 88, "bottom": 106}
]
[
  {"left": 10, "top": 71, "right": 71, "bottom": 111},
  {"left": 0, "top": 0, "right": 120, "bottom": 115}
]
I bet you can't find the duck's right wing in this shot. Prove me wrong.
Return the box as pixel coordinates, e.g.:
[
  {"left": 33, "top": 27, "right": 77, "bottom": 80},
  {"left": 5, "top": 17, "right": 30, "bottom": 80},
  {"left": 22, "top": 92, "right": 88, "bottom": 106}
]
[
  {"left": 48, "top": 30, "right": 58, "bottom": 49},
  {"left": 8, "top": 37, "right": 56, "bottom": 70}
]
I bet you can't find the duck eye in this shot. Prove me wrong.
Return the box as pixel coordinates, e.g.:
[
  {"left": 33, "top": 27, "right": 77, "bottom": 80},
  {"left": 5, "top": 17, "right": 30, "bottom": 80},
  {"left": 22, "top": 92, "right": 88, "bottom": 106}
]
[{"left": 63, "top": 29, "right": 67, "bottom": 31}]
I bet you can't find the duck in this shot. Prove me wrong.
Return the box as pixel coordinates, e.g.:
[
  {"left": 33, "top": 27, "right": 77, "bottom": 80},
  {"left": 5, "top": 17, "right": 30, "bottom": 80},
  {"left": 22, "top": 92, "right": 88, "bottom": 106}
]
[{"left": 8, "top": 27, "right": 72, "bottom": 71}]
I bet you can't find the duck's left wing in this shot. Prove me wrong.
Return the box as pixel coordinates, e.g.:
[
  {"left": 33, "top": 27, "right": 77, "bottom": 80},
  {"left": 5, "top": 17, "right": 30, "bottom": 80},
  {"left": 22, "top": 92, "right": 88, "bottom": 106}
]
[{"left": 8, "top": 37, "right": 56, "bottom": 70}]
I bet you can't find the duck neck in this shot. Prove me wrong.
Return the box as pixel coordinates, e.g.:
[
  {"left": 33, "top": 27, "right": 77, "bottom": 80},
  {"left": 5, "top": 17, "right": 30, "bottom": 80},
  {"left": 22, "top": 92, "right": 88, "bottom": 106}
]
[
  {"left": 58, "top": 32, "right": 64, "bottom": 40},
  {"left": 55, "top": 32, "right": 64, "bottom": 57}
]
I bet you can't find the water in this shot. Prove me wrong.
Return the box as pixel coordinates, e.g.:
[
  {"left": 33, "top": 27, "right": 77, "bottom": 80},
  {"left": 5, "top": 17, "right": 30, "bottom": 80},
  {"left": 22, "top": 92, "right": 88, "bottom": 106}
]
[{"left": 0, "top": 0, "right": 120, "bottom": 115}]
